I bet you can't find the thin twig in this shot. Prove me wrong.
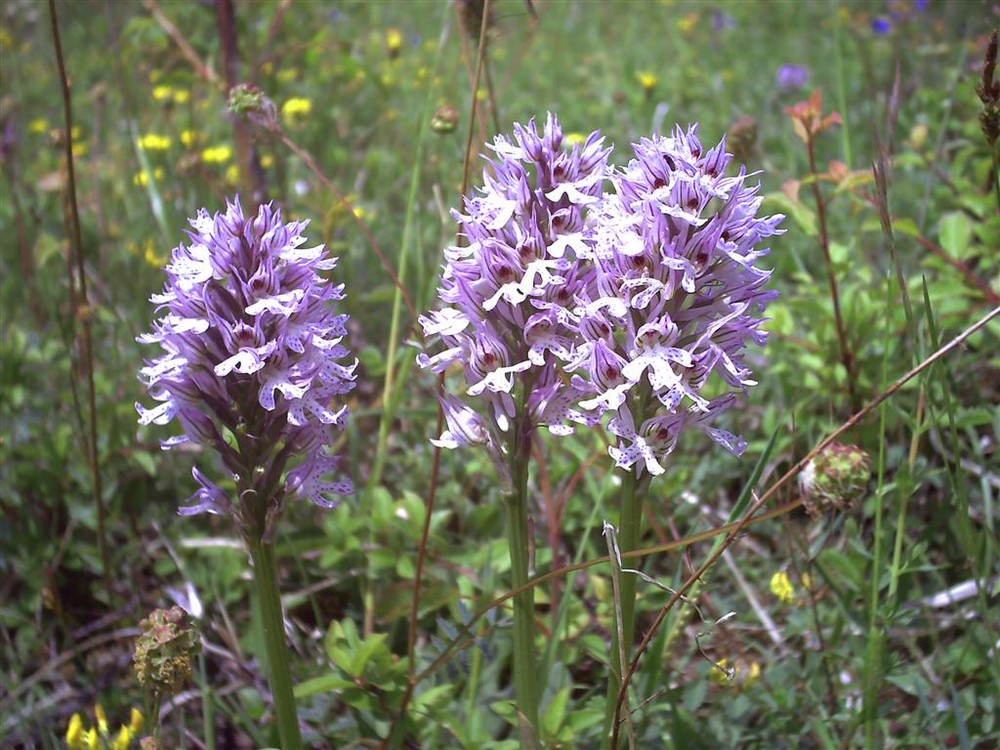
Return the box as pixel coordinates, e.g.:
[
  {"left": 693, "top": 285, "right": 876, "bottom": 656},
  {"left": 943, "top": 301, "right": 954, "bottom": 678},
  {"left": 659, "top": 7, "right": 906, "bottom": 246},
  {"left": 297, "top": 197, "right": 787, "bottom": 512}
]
[
  {"left": 806, "top": 136, "right": 858, "bottom": 411},
  {"left": 276, "top": 131, "right": 416, "bottom": 321},
  {"left": 142, "top": 0, "right": 220, "bottom": 86},
  {"left": 48, "top": 0, "right": 112, "bottom": 604},
  {"left": 383, "top": 374, "right": 446, "bottom": 749},
  {"left": 459, "top": 0, "right": 493, "bottom": 201},
  {"left": 912, "top": 235, "right": 1000, "bottom": 305}
]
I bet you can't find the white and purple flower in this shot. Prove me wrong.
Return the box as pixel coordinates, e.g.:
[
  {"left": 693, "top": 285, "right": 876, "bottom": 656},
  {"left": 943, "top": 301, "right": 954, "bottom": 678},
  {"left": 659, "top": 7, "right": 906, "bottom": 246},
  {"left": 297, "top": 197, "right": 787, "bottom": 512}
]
[{"left": 138, "top": 198, "right": 356, "bottom": 523}]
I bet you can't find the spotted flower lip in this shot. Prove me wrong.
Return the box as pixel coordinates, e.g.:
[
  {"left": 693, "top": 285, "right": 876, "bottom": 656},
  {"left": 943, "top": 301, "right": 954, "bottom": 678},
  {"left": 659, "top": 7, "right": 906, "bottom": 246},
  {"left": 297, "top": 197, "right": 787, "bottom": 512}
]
[{"left": 137, "top": 197, "right": 356, "bottom": 518}]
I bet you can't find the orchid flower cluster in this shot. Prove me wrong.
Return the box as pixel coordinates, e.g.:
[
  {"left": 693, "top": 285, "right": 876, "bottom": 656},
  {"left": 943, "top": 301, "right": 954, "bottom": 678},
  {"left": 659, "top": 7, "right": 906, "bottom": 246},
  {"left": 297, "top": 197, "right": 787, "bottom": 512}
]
[
  {"left": 137, "top": 198, "right": 356, "bottom": 536},
  {"left": 419, "top": 115, "right": 783, "bottom": 476},
  {"left": 417, "top": 114, "right": 611, "bottom": 480}
]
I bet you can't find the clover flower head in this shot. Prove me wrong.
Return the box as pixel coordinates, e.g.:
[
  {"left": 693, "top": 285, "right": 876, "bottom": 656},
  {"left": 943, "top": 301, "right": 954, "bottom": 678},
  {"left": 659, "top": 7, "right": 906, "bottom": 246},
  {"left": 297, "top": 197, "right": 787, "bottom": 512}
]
[
  {"left": 569, "top": 124, "right": 783, "bottom": 476},
  {"left": 419, "top": 113, "right": 610, "bottom": 445},
  {"left": 137, "top": 197, "right": 356, "bottom": 524}
]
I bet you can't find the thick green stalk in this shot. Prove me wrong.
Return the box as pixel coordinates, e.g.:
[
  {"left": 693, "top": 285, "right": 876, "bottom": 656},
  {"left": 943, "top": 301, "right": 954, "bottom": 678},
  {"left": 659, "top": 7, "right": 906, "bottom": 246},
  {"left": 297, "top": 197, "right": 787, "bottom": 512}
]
[
  {"left": 249, "top": 536, "right": 303, "bottom": 750},
  {"left": 505, "top": 420, "right": 539, "bottom": 737},
  {"left": 601, "top": 469, "right": 642, "bottom": 749}
]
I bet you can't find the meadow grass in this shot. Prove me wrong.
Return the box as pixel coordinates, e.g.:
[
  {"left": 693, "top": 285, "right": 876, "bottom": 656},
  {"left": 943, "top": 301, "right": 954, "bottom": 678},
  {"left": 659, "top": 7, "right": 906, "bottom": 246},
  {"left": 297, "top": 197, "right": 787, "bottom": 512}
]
[{"left": 1, "top": 1, "right": 998, "bottom": 748}]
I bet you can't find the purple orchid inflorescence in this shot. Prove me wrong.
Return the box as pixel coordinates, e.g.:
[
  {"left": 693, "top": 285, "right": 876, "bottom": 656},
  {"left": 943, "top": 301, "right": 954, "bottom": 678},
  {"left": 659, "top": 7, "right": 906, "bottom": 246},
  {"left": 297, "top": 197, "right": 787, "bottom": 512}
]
[
  {"left": 417, "top": 114, "right": 611, "bottom": 450},
  {"left": 137, "top": 198, "right": 356, "bottom": 527},
  {"left": 420, "top": 115, "right": 783, "bottom": 479},
  {"left": 569, "top": 125, "right": 783, "bottom": 476}
]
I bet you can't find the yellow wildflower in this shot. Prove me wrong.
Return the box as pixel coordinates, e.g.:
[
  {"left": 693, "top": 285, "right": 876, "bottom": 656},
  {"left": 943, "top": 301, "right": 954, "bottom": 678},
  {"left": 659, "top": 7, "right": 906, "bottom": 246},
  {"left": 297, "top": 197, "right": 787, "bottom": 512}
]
[
  {"left": 133, "top": 167, "right": 164, "bottom": 186},
  {"left": 386, "top": 28, "right": 403, "bottom": 56},
  {"left": 71, "top": 142, "right": 88, "bottom": 158},
  {"left": 144, "top": 240, "right": 167, "bottom": 268},
  {"left": 152, "top": 85, "right": 174, "bottom": 102},
  {"left": 636, "top": 71, "right": 658, "bottom": 93},
  {"left": 801, "top": 572, "right": 815, "bottom": 592},
  {"left": 770, "top": 570, "right": 795, "bottom": 604},
  {"left": 677, "top": 12, "right": 699, "bottom": 35},
  {"left": 710, "top": 656, "right": 761, "bottom": 690},
  {"left": 172, "top": 89, "right": 190, "bottom": 104},
  {"left": 129, "top": 708, "right": 143, "bottom": 735},
  {"left": 201, "top": 145, "right": 232, "bottom": 164},
  {"left": 276, "top": 66, "right": 298, "bottom": 83},
  {"left": 94, "top": 704, "right": 108, "bottom": 736},
  {"left": 260, "top": 153, "right": 275, "bottom": 169},
  {"left": 70, "top": 126, "right": 82, "bottom": 140},
  {"left": 66, "top": 713, "right": 84, "bottom": 750},
  {"left": 112, "top": 725, "right": 131, "bottom": 750},
  {"left": 138, "top": 133, "right": 172, "bottom": 151},
  {"left": 281, "top": 97, "right": 312, "bottom": 124},
  {"left": 180, "top": 129, "right": 198, "bottom": 148},
  {"left": 29, "top": 118, "right": 49, "bottom": 134},
  {"left": 83, "top": 727, "right": 99, "bottom": 750},
  {"left": 564, "top": 132, "right": 587, "bottom": 147},
  {"left": 225, "top": 164, "right": 240, "bottom": 184},
  {"left": 907, "top": 123, "right": 928, "bottom": 150},
  {"left": 710, "top": 657, "right": 734, "bottom": 685},
  {"left": 741, "top": 660, "right": 761, "bottom": 689}
]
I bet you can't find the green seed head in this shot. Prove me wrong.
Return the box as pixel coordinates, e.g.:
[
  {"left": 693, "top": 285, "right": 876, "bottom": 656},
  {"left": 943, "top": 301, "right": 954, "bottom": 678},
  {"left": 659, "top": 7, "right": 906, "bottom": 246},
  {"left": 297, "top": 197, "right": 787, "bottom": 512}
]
[{"left": 133, "top": 605, "right": 200, "bottom": 697}]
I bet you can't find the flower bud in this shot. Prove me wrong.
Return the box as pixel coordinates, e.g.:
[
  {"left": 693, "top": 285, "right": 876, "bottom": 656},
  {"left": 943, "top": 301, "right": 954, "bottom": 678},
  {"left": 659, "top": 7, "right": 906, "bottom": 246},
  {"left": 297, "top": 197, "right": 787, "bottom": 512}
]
[
  {"left": 134, "top": 606, "right": 200, "bottom": 697},
  {"left": 800, "top": 442, "right": 873, "bottom": 516}
]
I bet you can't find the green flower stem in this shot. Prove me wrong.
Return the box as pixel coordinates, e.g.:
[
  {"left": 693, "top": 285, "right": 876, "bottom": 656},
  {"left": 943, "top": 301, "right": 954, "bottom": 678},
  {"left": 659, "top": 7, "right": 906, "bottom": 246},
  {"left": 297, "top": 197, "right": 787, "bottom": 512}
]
[
  {"left": 505, "top": 421, "right": 539, "bottom": 737},
  {"left": 601, "top": 468, "right": 642, "bottom": 750},
  {"left": 248, "top": 536, "right": 304, "bottom": 750}
]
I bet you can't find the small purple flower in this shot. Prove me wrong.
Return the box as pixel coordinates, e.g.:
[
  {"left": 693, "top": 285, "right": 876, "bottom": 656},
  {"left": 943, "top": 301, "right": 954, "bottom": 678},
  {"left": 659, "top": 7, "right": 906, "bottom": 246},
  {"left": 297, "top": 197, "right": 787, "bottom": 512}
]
[
  {"left": 419, "top": 114, "right": 610, "bottom": 445},
  {"left": 137, "top": 198, "right": 356, "bottom": 529},
  {"left": 712, "top": 10, "right": 736, "bottom": 33},
  {"left": 871, "top": 16, "right": 892, "bottom": 35},
  {"left": 776, "top": 65, "right": 809, "bottom": 91}
]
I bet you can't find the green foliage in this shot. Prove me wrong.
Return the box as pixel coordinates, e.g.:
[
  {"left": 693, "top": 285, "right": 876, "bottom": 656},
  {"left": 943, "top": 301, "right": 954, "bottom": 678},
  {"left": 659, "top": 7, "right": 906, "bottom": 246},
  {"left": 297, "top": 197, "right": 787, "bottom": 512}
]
[{"left": 1, "top": 1, "right": 998, "bottom": 748}]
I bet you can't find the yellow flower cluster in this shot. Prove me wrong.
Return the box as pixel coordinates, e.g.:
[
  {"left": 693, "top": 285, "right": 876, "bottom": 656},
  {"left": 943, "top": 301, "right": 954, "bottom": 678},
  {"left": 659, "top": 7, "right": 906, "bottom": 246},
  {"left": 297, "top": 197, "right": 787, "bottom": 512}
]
[
  {"left": 281, "top": 97, "right": 313, "bottom": 124},
  {"left": 138, "top": 134, "right": 171, "bottom": 151},
  {"left": 769, "top": 570, "right": 795, "bottom": 604},
  {"left": 132, "top": 167, "right": 164, "bottom": 186},
  {"left": 127, "top": 238, "right": 168, "bottom": 267},
  {"left": 636, "top": 71, "right": 658, "bottom": 93},
  {"left": 711, "top": 657, "right": 762, "bottom": 690},
  {"left": 201, "top": 145, "right": 232, "bottom": 164},
  {"left": 152, "top": 85, "right": 191, "bottom": 104},
  {"left": 677, "top": 12, "right": 699, "bottom": 35},
  {"left": 66, "top": 706, "right": 142, "bottom": 750},
  {"left": 386, "top": 28, "right": 403, "bottom": 56}
]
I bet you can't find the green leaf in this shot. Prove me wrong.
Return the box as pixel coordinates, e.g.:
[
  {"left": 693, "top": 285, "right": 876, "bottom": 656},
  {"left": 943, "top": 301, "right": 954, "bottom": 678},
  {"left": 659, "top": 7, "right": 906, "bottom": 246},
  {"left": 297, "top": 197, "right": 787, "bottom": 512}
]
[
  {"left": 294, "top": 674, "right": 355, "bottom": 698},
  {"left": 764, "top": 192, "right": 817, "bottom": 236},
  {"left": 132, "top": 450, "right": 156, "bottom": 476},
  {"left": 938, "top": 211, "right": 972, "bottom": 258},
  {"left": 541, "top": 686, "right": 571, "bottom": 738}
]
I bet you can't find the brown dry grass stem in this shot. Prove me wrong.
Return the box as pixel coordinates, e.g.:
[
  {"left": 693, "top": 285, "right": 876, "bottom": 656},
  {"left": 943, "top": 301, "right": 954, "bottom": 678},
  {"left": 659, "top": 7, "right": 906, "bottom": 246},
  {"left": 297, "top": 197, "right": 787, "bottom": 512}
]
[
  {"left": 274, "top": 130, "right": 417, "bottom": 323},
  {"left": 805, "top": 136, "right": 859, "bottom": 413},
  {"left": 609, "top": 303, "right": 1000, "bottom": 746},
  {"left": 48, "top": 0, "right": 112, "bottom": 604}
]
